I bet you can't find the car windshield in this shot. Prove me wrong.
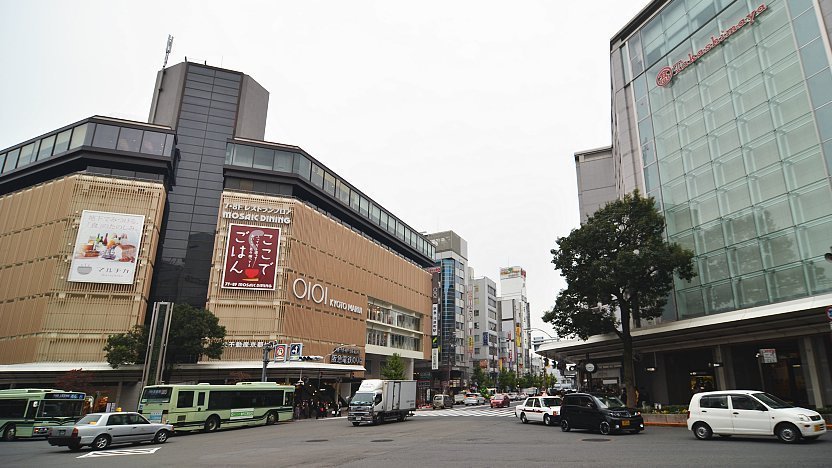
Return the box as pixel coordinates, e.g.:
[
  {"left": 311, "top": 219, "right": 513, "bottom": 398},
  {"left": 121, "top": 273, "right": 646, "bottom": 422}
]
[
  {"left": 466, "top": 393, "right": 478, "bottom": 398},
  {"left": 541, "top": 397, "right": 561, "bottom": 407},
  {"left": 350, "top": 392, "right": 375, "bottom": 406},
  {"left": 752, "top": 392, "right": 793, "bottom": 409},
  {"left": 594, "top": 395, "right": 625, "bottom": 409},
  {"left": 76, "top": 414, "right": 101, "bottom": 425}
]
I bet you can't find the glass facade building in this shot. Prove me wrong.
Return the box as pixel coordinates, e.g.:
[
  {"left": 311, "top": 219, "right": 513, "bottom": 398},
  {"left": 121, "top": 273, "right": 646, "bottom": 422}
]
[
  {"left": 618, "top": 0, "right": 832, "bottom": 320},
  {"left": 552, "top": 0, "right": 832, "bottom": 407}
]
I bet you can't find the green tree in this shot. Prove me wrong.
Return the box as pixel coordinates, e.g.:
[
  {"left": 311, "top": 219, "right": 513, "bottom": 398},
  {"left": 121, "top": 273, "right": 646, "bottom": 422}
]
[
  {"left": 543, "top": 191, "right": 695, "bottom": 407},
  {"left": 498, "top": 369, "right": 517, "bottom": 391},
  {"left": 103, "top": 325, "right": 147, "bottom": 369},
  {"left": 380, "top": 353, "right": 406, "bottom": 380},
  {"left": 104, "top": 304, "right": 226, "bottom": 380}
]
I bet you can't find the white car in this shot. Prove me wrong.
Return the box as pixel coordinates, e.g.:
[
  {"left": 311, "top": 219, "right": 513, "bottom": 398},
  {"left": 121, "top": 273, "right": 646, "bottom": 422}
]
[
  {"left": 687, "top": 390, "right": 826, "bottom": 443},
  {"left": 47, "top": 412, "right": 173, "bottom": 451},
  {"left": 515, "top": 396, "right": 562, "bottom": 426},
  {"left": 464, "top": 392, "right": 485, "bottom": 406}
]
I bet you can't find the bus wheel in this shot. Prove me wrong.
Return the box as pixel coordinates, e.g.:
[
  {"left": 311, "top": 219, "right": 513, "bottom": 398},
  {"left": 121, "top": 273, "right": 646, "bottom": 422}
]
[
  {"left": 2, "top": 424, "right": 15, "bottom": 441},
  {"left": 204, "top": 415, "right": 221, "bottom": 433},
  {"left": 266, "top": 411, "right": 278, "bottom": 425}
]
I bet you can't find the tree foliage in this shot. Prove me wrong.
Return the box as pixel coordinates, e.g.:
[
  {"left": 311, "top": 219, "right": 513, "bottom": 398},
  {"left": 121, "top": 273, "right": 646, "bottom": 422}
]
[
  {"left": 104, "top": 304, "right": 226, "bottom": 371},
  {"left": 54, "top": 369, "right": 96, "bottom": 395},
  {"left": 544, "top": 191, "right": 695, "bottom": 406},
  {"left": 380, "top": 353, "right": 406, "bottom": 380}
]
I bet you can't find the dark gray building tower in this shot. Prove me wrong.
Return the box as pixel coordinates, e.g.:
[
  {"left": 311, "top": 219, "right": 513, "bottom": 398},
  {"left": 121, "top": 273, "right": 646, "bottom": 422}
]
[{"left": 147, "top": 62, "right": 269, "bottom": 305}]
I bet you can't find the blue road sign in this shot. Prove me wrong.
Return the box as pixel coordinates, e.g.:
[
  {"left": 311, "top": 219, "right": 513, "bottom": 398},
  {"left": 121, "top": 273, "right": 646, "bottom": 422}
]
[{"left": 288, "top": 343, "right": 303, "bottom": 361}]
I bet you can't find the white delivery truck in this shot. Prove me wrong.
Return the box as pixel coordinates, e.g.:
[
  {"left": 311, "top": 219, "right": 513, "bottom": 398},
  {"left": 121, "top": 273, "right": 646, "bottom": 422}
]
[{"left": 347, "top": 379, "right": 416, "bottom": 426}]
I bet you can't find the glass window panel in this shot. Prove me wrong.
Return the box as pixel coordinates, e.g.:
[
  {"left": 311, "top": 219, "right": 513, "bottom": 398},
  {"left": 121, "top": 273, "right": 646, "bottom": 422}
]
[
  {"left": 768, "top": 264, "right": 808, "bottom": 301},
  {"left": 738, "top": 104, "right": 774, "bottom": 144},
  {"left": 687, "top": 165, "right": 715, "bottom": 198},
  {"left": 633, "top": 73, "right": 647, "bottom": 101},
  {"left": 661, "top": 176, "right": 688, "bottom": 207},
  {"left": 785, "top": 148, "right": 825, "bottom": 189},
  {"left": 732, "top": 75, "right": 767, "bottom": 115},
  {"left": 388, "top": 217, "right": 397, "bottom": 235},
  {"left": 642, "top": 140, "right": 656, "bottom": 165},
  {"left": 675, "top": 85, "right": 703, "bottom": 121},
  {"left": 770, "top": 85, "right": 811, "bottom": 127},
  {"left": 704, "top": 280, "right": 735, "bottom": 314},
  {"left": 708, "top": 122, "right": 740, "bottom": 156},
  {"left": 691, "top": 192, "right": 719, "bottom": 225},
  {"left": 92, "top": 124, "right": 119, "bottom": 149},
  {"left": 349, "top": 191, "right": 360, "bottom": 211},
  {"left": 68, "top": 124, "right": 90, "bottom": 150},
  {"left": 17, "top": 143, "right": 35, "bottom": 166},
  {"left": 660, "top": 150, "right": 684, "bottom": 182},
  {"left": 274, "top": 150, "right": 293, "bottom": 172},
  {"left": 799, "top": 38, "right": 829, "bottom": 78},
  {"left": 664, "top": 12, "right": 689, "bottom": 49},
  {"left": 824, "top": 141, "right": 832, "bottom": 175},
  {"left": 778, "top": 114, "right": 819, "bottom": 156},
  {"left": 787, "top": 0, "right": 813, "bottom": 16},
  {"left": 637, "top": 118, "right": 654, "bottom": 146},
  {"left": 335, "top": 180, "right": 350, "bottom": 205},
  {"left": 53, "top": 130, "right": 71, "bottom": 154},
  {"left": 682, "top": 136, "right": 710, "bottom": 171},
  {"left": 725, "top": 209, "right": 757, "bottom": 245},
  {"left": 697, "top": 220, "right": 726, "bottom": 253},
  {"left": 713, "top": 148, "right": 746, "bottom": 185},
  {"left": 790, "top": 181, "right": 832, "bottom": 223},
  {"left": 764, "top": 53, "right": 802, "bottom": 96},
  {"left": 232, "top": 144, "right": 254, "bottom": 167},
  {"left": 643, "top": 35, "right": 666, "bottom": 69},
  {"left": 323, "top": 172, "right": 336, "bottom": 196},
  {"left": 718, "top": 179, "right": 751, "bottom": 216},
  {"left": 687, "top": 0, "right": 716, "bottom": 31},
  {"left": 636, "top": 96, "right": 651, "bottom": 124},
  {"left": 644, "top": 163, "right": 660, "bottom": 192},
  {"left": 756, "top": 196, "right": 793, "bottom": 235},
  {"left": 792, "top": 8, "right": 821, "bottom": 47},
  {"left": 225, "top": 144, "right": 233, "bottom": 164},
  {"left": 370, "top": 204, "right": 381, "bottom": 225},
  {"left": 807, "top": 258, "right": 832, "bottom": 294},
  {"left": 655, "top": 126, "right": 682, "bottom": 156},
  {"left": 140, "top": 131, "right": 165, "bottom": 155},
  {"left": 164, "top": 134, "right": 174, "bottom": 156},
  {"left": 3, "top": 148, "right": 19, "bottom": 172},
  {"left": 750, "top": 164, "right": 786, "bottom": 204},
  {"left": 651, "top": 105, "right": 677, "bottom": 136},
  {"left": 703, "top": 93, "right": 735, "bottom": 133},
  {"left": 359, "top": 196, "right": 369, "bottom": 217},
  {"left": 677, "top": 288, "right": 705, "bottom": 319},
  {"left": 814, "top": 102, "right": 832, "bottom": 142},
  {"left": 753, "top": 1, "right": 790, "bottom": 40},
  {"left": 807, "top": 69, "right": 832, "bottom": 110},
  {"left": 729, "top": 240, "right": 763, "bottom": 276},
  {"left": 293, "top": 154, "right": 311, "bottom": 180},
  {"left": 727, "top": 47, "right": 762, "bottom": 87},
  {"left": 667, "top": 204, "right": 693, "bottom": 235},
  {"left": 310, "top": 164, "right": 325, "bottom": 188},
  {"left": 0, "top": 153, "right": 4, "bottom": 172},
  {"left": 253, "top": 147, "right": 274, "bottom": 170},
  {"left": 380, "top": 211, "right": 390, "bottom": 230},
  {"left": 763, "top": 229, "right": 800, "bottom": 268},
  {"left": 37, "top": 135, "right": 55, "bottom": 160},
  {"left": 743, "top": 134, "right": 780, "bottom": 173},
  {"left": 736, "top": 273, "right": 769, "bottom": 308},
  {"left": 798, "top": 216, "right": 832, "bottom": 261},
  {"left": 396, "top": 220, "right": 405, "bottom": 240},
  {"left": 679, "top": 111, "right": 706, "bottom": 146},
  {"left": 116, "top": 127, "right": 142, "bottom": 152},
  {"left": 629, "top": 33, "right": 645, "bottom": 77},
  {"left": 669, "top": 230, "right": 696, "bottom": 255}
]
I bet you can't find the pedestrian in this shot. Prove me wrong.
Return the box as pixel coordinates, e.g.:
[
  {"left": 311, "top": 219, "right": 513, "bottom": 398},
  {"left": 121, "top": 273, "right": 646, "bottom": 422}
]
[{"left": 620, "top": 387, "right": 627, "bottom": 403}]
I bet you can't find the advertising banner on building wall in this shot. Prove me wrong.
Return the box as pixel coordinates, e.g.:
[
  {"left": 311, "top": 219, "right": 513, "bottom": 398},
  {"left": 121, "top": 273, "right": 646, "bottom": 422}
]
[
  {"left": 221, "top": 224, "right": 280, "bottom": 290},
  {"left": 68, "top": 210, "right": 145, "bottom": 284}
]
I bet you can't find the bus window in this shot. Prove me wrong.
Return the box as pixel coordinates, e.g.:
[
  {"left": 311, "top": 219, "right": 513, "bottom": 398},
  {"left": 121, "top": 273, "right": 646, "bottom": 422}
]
[
  {"left": 177, "top": 391, "right": 195, "bottom": 408},
  {"left": 197, "top": 392, "right": 206, "bottom": 407},
  {"left": 40, "top": 400, "right": 84, "bottom": 418},
  {"left": 141, "top": 387, "right": 172, "bottom": 404},
  {"left": 0, "top": 399, "right": 26, "bottom": 418}
]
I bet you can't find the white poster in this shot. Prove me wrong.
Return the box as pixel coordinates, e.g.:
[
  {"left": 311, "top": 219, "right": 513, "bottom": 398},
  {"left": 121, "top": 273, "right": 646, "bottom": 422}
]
[
  {"left": 68, "top": 210, "right": 145, "bottom": 284},
  {"left": 431, "top": 348, "right": 439, "bottom": 370}
]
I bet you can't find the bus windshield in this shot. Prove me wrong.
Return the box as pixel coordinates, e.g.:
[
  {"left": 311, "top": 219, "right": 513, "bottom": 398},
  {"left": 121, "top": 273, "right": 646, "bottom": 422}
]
[
  {"left": 40, "top": 400, "right": 84, "bottom": 418},
  {"left": 350, "top": 392, "right": 375, "bottom": 406},
  {"left": 141, "top": 387, "right": 172, "bottom": 403}
]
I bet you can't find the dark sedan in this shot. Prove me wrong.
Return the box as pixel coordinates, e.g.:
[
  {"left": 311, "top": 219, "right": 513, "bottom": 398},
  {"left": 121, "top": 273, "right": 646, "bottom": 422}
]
[{"left": 559, "top": 393, "right": 644, "bottom": 435}]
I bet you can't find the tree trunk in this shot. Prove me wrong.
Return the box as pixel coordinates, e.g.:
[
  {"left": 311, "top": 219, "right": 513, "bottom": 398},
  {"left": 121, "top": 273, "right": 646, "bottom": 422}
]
[{"left": 619, "top": 302, "right": 637, "bottom": 408}]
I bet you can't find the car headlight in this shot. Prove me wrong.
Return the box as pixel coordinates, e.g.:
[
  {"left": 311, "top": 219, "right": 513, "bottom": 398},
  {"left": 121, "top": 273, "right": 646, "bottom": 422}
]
[{"left": 796, "top": 414, "right": 809, "bottom": 422}]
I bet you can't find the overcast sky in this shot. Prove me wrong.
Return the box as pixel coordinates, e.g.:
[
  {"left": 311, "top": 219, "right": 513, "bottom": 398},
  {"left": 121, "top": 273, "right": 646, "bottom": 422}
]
[{"left": 0, "top": 0, "right": 648, "bottom": 336}]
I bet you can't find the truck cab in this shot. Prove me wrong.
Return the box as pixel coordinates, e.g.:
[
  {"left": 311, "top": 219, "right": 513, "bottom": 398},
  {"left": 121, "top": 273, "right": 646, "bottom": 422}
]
[{"left": 347, "top": 379, "right": 416, "bottom": 426}]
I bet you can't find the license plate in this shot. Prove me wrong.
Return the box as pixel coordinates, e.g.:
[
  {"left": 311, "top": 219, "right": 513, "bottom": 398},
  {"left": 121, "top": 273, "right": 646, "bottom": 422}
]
[
  {"left": 58, "top": 430, "right": 66, "bottom": 435},
  {"left": 814, "top": 424, "right": 822, "bottom": 432},
  {"left": 622, "top": 420, "right": 630, "bottom": 427}
]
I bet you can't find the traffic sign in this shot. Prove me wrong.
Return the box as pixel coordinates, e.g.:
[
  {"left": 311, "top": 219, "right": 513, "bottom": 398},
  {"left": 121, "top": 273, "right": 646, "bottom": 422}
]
[
  {"left": 274, "top": 344, "right": 287, "bottom": 362},
  {"left": 288, "top": 343, "right": 303, "bottom": 361},
  {"left": 826, "top": 306, "right": 832, "bottom": 321}
]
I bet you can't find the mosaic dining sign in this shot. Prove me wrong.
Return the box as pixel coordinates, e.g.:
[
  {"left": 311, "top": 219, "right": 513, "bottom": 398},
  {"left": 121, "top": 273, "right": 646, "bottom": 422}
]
[{"left": 221, "top": 224, "right": 280, "bottom": 290}]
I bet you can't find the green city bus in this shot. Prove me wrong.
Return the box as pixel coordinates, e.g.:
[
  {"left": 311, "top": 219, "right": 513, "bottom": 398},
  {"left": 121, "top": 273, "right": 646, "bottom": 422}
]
[
  {"left": 138, "top": 382, "right": 294, "bottom": 432},
  {"left": 0, "top": 388, "right": 86, "bottom": 441}
]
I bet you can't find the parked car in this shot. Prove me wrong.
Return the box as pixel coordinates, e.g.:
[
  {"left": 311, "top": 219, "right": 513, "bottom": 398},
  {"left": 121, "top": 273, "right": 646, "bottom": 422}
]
[
  {"left": 687, "top": 390, "right": 827, "bottom": 443},
  {"left": 515, "top": 396, "right": 562, "bottom": 426},
  {"left": 559, "top": 393, "right": 643, "bottom": 435},
  {"left": 490, "top": 394, "right": 511, "bottom": 408},
  {"left": 47, "top": 412, "right": 173, "bottom": 451},
  {"left": 507, "top": 392, "right": 520, "bottom": 401},
  {"left": 454, "top": 393, "right": 467, "bottom": 405},
  {"left": 464, "top": 392, "right": 485, "bottom": 406},
  {"left": 432, "top": 394, "right": 453, "bottom": 409}
]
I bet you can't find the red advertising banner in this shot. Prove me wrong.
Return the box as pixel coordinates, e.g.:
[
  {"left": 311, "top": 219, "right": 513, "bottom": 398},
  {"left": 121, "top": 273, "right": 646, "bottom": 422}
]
[{"left": 221, "top": 224, "right": 280, "bottom": 290}]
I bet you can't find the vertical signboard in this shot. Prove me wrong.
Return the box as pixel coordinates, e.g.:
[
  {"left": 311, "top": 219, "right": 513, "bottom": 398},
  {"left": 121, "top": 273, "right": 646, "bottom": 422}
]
[
  {"left": 68, "top": 210, "right": 145, "bottom": 284},
  {"left": 431, "top": 347, "right": 439, "bottom": 370},
  {"left": 221, "top": 224, "right": 280, "bottom": 290}
]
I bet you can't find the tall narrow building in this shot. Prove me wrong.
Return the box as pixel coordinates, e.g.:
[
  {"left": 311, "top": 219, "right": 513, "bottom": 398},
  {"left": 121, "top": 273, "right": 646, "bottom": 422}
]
[{"left": 499, "top": 266, "right": 531, "bottom": 375}]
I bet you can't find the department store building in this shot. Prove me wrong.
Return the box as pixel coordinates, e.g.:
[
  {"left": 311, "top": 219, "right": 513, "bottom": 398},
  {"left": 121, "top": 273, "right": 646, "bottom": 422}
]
[
  {"left": 0, "top": 62, "right": 435, "bottom": 407},
  {"left": 540, "top": 0, "right": 832, "bottom": 407}
]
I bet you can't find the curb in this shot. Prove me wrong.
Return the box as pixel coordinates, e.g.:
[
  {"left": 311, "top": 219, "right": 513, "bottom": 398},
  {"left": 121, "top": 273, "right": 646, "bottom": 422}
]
[{"left": 644, "top": 422, "right": 686, "bottom": 427}]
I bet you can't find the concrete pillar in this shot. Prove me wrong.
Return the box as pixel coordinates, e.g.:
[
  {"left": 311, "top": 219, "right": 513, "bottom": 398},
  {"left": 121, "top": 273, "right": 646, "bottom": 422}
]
[
  {"left": 713, "top": 345, "right": 735, "bottom": 390},
  {"left": 799, "top": 336, "right": 826, "bottom": 408},
  {"left": 653, "top": 353, "right": 670, "bottom": 405},
  {"left": 812, "top": 336, "right": 832, "bottom": 405}
]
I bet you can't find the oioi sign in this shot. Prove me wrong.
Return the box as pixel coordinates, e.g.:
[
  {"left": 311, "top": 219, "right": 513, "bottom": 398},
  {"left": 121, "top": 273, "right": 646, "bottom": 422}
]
[{"left": 656, "top": 3, "right": 768, "bottom": 87}]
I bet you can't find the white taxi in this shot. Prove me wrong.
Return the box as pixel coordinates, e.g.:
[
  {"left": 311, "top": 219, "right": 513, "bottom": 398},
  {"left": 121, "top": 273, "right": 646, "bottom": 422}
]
[{"left": 515, "top": 396, "right": 562, "bottom": 426}]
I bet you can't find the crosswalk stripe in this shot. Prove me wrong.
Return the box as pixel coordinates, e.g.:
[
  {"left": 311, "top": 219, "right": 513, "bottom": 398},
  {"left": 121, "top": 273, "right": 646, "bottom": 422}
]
[
  {"left": 412, "top": 407, "right": 515, "bottom": 417},
  {"left": 77, "top": 447, "right": 161, "bottom": 458}
]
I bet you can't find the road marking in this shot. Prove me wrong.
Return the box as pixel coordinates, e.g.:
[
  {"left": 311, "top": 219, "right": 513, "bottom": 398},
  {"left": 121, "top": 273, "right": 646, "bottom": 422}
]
[
  {"left": 77, "top": 447, "right": 161, "bottom": 458},
  {"left": 413, "top": 407, "right": 515, "bottom": 417}
]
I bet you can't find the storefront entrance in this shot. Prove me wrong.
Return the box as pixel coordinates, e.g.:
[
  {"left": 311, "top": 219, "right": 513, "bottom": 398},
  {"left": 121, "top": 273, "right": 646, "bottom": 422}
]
[{"left": 731, "top": 340, "right": 808, "bottom": 406}]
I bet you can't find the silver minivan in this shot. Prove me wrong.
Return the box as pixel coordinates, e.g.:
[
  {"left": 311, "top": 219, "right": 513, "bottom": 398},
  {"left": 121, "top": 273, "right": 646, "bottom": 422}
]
[{"left": 433, "top": 394, "right": 453, "bottom": 409}]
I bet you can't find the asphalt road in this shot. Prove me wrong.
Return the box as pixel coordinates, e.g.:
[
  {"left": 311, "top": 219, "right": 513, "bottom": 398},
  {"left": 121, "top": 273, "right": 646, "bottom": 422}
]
[{"left": 2, "top": 404, "right": 830, "bottom": 467}]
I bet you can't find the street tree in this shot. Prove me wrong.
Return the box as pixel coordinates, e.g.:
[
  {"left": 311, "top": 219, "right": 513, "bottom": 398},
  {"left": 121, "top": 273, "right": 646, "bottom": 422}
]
[
  {"left": 104, "top": 304, "right": 226, "bottom": 381},
  {"left": 380, "top": 353, "right": 406, "bottom": 380},
  {"left": 54, "top": 369, "right": 96, "bottom": 395},
  {"left": 544, "top": 191, "right": 695, "bottom": 407}
]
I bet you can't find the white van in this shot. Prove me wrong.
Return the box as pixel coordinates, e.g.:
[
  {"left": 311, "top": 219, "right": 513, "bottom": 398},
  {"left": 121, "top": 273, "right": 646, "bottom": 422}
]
[{"left": 687, "top": 390, "right": 826, "bottom": 443}]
